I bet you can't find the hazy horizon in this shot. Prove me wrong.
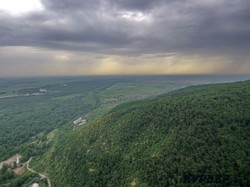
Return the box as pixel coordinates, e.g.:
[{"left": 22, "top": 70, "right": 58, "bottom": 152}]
[{"left": 1, "top": 74, "right": 250, "bottom": 80}]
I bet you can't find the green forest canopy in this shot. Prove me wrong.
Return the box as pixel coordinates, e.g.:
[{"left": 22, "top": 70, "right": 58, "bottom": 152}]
[{"left": 37, "top": 80, "right": 250, "bottom": 186}]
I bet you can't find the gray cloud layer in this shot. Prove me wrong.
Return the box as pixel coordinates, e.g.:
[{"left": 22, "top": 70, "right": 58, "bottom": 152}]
[
  {"left": 0, "top": 0, "right": 249, "bottom": 54},
  {"left": 0, "top": 0, "right": 250, "bottom": 76}
]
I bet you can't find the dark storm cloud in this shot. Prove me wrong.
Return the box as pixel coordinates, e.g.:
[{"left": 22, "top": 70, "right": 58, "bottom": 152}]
[
  {"left": 41, "top": 0, "right": 100, "bottom": 12},
  {"left": 108, "top": 0, "right": 165, "bottom": 11},
  {"left": 0, "top": 0, "right": 250, "bottom": 57},
  {"left": 183, "top": 0, "right": 250, "bottom": 55},
  {"left": 41, "top": 0, "right": 163, "bottom": 11}
]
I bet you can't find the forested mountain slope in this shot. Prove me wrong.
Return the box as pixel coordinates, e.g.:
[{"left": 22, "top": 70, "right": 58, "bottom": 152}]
[{"left": 44, "top": 80, "right": 250, "bottom": 186}]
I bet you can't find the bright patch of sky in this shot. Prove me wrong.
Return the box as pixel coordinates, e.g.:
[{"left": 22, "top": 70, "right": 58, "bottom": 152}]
[
  {"left": 120, "top": 11, "right": 151, "bottom": 22},
  {"left": 0, "top": 0, "right": 44, "bottom": 15}
]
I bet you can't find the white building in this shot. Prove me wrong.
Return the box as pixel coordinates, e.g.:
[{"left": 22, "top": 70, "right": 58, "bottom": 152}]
[
  {"left": 31, "top": 183, "right": 39, "bottom": 187},
  {"left": 39, "top": 89, "right": 47, "bottom": 92},
  {"left": 73, "top": 117, "right": 86, "bottom": 126}
]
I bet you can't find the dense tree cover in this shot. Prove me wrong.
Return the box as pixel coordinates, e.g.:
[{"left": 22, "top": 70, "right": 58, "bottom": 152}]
[
  {"left": 0, "top": 75, "right": 193, "bottom": 162},
  {"left": 0, "top": 164, "right": 15, "bottom": 185},
  {"left": 0, "top": 164, "right": 38, "bottom": 187},
  {"left": 0, "top": 79, "right": 115, "bottom": 161},
  {"left": 7, "top": 172, "right": 37, "bottom": 187},
  {"left": 41, "top": 80, "right": 250, "bottom": 186}
]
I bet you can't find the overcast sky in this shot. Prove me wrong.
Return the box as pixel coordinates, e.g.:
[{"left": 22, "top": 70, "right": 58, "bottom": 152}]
[{"left": 0, "top": 0, "right": 250, "bottom": 76}]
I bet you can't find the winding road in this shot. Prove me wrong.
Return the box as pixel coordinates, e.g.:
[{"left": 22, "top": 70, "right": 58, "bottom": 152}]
[{"left": 26, "top": 157, "right": 51, "bottom": 187}]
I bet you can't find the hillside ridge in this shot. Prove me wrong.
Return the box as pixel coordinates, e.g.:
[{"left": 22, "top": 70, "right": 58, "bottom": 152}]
[{"left": 38, "top": 80, "right": 250, "bottom": 186}]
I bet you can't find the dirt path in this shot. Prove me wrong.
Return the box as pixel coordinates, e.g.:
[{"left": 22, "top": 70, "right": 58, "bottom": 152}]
[
  {"left": 0, "top": 95, "right": 18, "bottom": 99},
  {"left": 27, "top": 157, "right": 51, "bottom": 187},
  {"left": 0, "top": 154, "right": 21, "bottom": 169}
]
